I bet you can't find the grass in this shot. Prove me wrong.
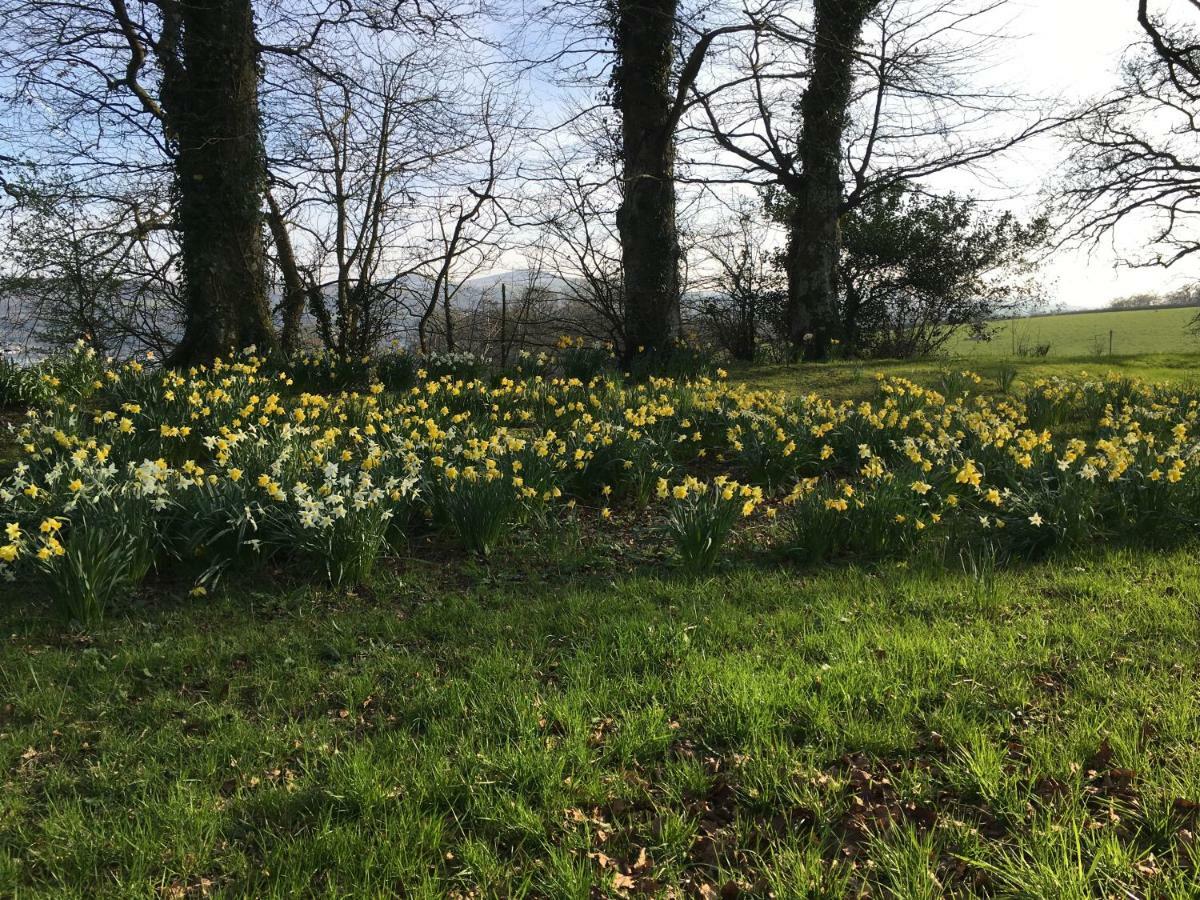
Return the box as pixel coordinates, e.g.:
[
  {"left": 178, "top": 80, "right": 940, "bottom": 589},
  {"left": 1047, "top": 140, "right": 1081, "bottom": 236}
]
[
  {"left": 734, "top": 353, "right": 1200, "bottom": 402},
  {"left": 946, "top": 306, "right": 1200, "bottom": 360},
  {"left": 733, "top": 305, "right": 1200, "bottom": 401},
  {"left": 4, "top": 529, "right": 1200, "bottom": 896}
]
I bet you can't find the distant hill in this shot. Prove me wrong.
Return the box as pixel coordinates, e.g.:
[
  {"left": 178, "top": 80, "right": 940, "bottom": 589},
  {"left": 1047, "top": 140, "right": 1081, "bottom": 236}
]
[{"left": 458, "top": 270, "right": 580, "bottom": 297}]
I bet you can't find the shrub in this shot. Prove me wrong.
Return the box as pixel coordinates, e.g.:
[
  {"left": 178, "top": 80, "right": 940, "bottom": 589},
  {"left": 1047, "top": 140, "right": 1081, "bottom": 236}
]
[
  {"left": 289, "top": 475, "right": 401, "bottom": 586},
  {"left": 374, "top": 352, "right": 419, "bottom": 392},
  {"left": 503, "top": 349, "right": 554, "bottom": 381},
  {"left": 0, "top": 356, "right": 47, "bottom": 409},
  {"left": 783, "top": 472, "right": 941, "bottom": 566},
  {"left": 627, "top": 341, "right": 716, "bottom": 382},
  {"left": 0, "top": 342, "right": 104, "bottom": 410},
  {"left": 283, "top": 352, "right": 374, "bottom": 393},
  {"left": 936, "top": 369, "right": 982, "bottom": 401},
  {"left": 39, "top": 521, "right": 136, "bottom": 626},
  {"left": 25, "top": 507, "right": 154, "bottom": 627},
  {"left": 994, "top": 363, "right": 1019, "bottom": 394},
  {"left": 422, "top": 350, "right": 487, "bottom": 382}
]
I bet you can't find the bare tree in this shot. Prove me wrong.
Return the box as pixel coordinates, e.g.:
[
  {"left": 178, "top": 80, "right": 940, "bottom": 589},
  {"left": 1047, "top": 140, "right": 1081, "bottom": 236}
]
[
  {"left": 1, "top": 176, "right": 139, "bottom": 355},
  {"left": 523, "top": 0, "right": 757, "bottom": 364},
  {"left": 688, "top": 199, "right": 785, "bottom": 360},
  {"left": 0, "top": 0, "right": 278, "bottom": 364},
  {"left": 522, "top": 124, "right": 627, "bottom": 348},
  {"left": 403, "top": 87, "right": 519, "bottom": 354},
  {"left": 688, "top": 0, "right": 1062, "bottom": 359},
  {"left": 1059, "top": 1, "right": 1200, "bottom": 272},
  {"left": 0, "top": 0, "right": 489, "bottom": 362},
  {"left": 0, "top": 168, "right": 185, "bottom": 358},
  {"left": 462, "top": 264, "right": 564, "bottom": 364},
  {"left": 265, "top": 37, "right": 504, "bottom": 356}
]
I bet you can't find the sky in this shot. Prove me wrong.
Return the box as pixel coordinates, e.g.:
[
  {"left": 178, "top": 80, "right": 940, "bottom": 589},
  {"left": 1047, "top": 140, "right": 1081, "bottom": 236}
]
[
  {"left": 960, "top": 0, "right": 1200, "bottom": 309},
  {"left": 2, "top": 0, "right": 1194, "bottom": 314}
]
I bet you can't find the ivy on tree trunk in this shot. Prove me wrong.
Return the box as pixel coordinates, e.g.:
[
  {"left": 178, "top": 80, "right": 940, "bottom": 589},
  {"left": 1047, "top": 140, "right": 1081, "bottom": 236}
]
[
  {"left": 610, "top": 0, "right": 682, "bottom": 366},
  {"left": 160, "top": 0, "right": 277, "bottom": 366},
  {"left": 784, "top": 0, "right": 876, "bottom": 361}
]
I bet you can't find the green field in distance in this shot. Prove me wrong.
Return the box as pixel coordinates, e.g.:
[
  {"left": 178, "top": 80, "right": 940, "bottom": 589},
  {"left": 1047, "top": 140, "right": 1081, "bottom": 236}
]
[{"left": 948, "top": 306, "right": 1198, "bottom": 358}]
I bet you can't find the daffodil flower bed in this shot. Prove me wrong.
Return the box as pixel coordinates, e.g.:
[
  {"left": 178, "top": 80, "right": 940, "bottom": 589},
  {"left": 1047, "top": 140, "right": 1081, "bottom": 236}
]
[{"left": 2, "top": 345, "right": 1199, "bottom": 623}]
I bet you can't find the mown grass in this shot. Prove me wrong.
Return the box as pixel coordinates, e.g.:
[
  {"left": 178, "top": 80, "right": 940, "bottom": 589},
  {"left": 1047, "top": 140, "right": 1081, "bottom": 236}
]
[{"left": 3, "top": 529, "right": 1200, "bottom": 897}]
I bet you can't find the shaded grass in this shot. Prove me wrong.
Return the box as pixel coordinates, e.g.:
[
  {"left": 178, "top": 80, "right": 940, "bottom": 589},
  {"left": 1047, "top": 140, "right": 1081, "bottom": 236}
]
[{"left": 3, "top": 540, "right": 1200, "bottom": 896}]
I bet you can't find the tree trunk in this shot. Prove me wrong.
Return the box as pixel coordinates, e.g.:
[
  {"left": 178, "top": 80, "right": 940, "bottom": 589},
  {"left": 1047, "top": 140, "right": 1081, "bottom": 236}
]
[
  {"left": 499, "top": 283, "right": 509, "bottom": 367},
  {"left": 441, "top": 280, "right": 456, "bottom": 352},
  {"left": 736, "top": 305, "right": 755, "bottom": 362},
  {"left": 612, "top": 0, "right": 681, "bottom": 366},
  {"left": 160, "top": 0, "right": 276, "bottom": 367},
  {"left": 265, "top": 189, "right": 308, "bottom": 357},
  {"left": 784, "top": 0, "right": 875, "bottom": 361},
  {"left": 841, "top": 278, "right": 864, "bottom": 357}
]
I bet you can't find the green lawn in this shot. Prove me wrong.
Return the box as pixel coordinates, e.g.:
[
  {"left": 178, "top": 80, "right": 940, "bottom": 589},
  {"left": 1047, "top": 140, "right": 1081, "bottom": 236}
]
[
  {"left": 4, "top": 528, "right": 1200, "bottom": 897},
  {"left": 946, "top": 306, "right": 1200, "bottom": 359}
]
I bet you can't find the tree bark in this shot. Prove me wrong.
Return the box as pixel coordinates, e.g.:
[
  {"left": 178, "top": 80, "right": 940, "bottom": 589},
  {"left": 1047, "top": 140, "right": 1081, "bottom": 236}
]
[
  {"left": 784, "top": 0, "right": 876, "bottom": 361},
  {"left": 611, "top": 0, "right": 681, "bottom": 365},
  {"left": 265, "top": 189, "right": 311, "bottom": 356},
  {"left": 160, "top": 0, "right": 277, "bottom": 366},
  {"left": 841, "top": 278, "right": 864, "bottom": 356}
]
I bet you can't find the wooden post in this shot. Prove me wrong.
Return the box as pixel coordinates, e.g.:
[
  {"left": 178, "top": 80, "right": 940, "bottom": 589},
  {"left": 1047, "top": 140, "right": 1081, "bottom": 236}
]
[
  {"left": 1109, "top": 329, "right": 1113, "bottom": 356},
  {"left": 500, "top": 283, "right": 508, "bottom": 367}
]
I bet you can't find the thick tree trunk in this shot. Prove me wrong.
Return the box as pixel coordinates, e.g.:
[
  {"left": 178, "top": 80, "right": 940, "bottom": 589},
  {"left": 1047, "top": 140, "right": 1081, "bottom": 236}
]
[
  {"left": 160, "top": 0, "right": 276, "bottom": 367},
  {"left": 612, "top": 0, "right": 681, "bottom": 366},
  {"left": 785, "top": 0, "right": 875, "bottom": 361}
]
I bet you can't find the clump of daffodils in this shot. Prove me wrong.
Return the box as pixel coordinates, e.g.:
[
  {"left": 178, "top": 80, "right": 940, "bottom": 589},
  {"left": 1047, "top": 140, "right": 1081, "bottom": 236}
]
[{"left": 660, "top": 475, "right": 762, "bottom": 573}]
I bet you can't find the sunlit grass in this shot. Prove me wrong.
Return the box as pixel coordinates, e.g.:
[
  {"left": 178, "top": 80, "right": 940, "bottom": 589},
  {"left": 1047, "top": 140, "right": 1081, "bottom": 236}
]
[
  {"left": 733, "top": 352, "right": 1200, "bottom": 401},
  {"left": 948, "top": 306, "right": 1200, "bottom": 359},
  {"left": 2, "top": 542, "right": 1200, "bottom": 896}
]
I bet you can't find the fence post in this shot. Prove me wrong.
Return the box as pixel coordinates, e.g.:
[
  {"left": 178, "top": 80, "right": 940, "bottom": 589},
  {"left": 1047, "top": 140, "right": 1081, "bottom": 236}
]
[{"left": 1109, "top": 329, "right": 1113, "bottom": 356}]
